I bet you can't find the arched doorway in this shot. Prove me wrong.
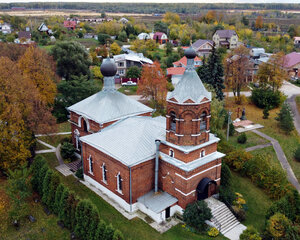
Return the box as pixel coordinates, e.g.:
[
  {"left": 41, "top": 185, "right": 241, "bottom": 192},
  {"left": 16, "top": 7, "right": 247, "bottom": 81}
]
[{"left": 196, "top": 178, "right": 217, "bottom": 200}]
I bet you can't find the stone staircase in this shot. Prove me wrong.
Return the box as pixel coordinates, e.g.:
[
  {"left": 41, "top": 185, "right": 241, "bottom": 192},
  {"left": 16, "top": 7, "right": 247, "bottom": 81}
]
[{"left": 205, "top": 197, "right": 246, "bottom": 240}]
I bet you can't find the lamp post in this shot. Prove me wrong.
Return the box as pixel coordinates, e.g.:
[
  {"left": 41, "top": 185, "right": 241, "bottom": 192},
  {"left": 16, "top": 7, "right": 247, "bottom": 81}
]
[{"left": 227, "top": 111, "right": 232, "bottom": 141}]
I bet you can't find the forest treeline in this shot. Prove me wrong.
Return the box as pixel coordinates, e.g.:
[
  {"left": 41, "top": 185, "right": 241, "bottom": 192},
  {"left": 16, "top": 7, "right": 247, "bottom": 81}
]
[{"left": 1, "top": 3, "right": 300, "bottom": 14}]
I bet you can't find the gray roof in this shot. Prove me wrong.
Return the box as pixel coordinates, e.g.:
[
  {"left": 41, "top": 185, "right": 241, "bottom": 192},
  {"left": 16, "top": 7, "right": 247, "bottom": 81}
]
[
  {"left": 137, "top": 190, "right": 178, "bottom": 213},
  {"left": 192, "top": 39, "right": 213, "bottom": 50},
  {"left": 167, "top": 62, "right": 211, "bottom": 104},
  {"left": 215, "top": 30, "right": 236, "bottom": 38},
  {"left": 68, "top": 90, "right": 152, "bottom": 124},
  {"left": 160, "top": 151, "right": 225, "bottom": 172},
  {"left": 80, "top": 116, "right": 166, "bottom": 167}
]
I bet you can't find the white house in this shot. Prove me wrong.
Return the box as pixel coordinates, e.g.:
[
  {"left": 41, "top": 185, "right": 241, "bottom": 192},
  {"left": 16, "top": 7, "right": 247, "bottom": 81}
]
[
  {"left": 137, "top": 32, "right": 151, "bottom": 40},
  {"left": 38, "top": 23, "right": 49, "bottom": 32},
  {"left": 0, "top": 23, "right": 11, "bottom": 34}
]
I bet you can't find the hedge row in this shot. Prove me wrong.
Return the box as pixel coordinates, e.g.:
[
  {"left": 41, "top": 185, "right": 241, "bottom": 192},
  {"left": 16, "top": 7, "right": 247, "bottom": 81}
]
[{"left": 31, "top": 155, "right": 124, "bottom": 240}]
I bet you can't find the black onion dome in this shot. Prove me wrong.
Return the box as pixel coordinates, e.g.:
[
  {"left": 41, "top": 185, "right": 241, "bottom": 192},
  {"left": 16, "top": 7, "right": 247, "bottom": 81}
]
[
  {"left": 100, "top": 58, "right": 117, "bottom": 77},
  {"left": 184, "top": 46, "right": 197, "bottom": 59}
]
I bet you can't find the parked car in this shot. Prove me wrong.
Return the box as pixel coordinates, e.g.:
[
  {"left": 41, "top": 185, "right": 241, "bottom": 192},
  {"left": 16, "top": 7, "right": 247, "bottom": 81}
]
[{"left": 121, "top": 81, "right": 137, "bottom": 86}]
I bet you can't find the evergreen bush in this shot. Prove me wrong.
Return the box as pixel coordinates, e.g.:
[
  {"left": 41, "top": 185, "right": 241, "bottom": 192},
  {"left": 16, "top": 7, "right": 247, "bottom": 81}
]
[
  {"left": 237, "top": 133, "right": 247, "bottom": 144},
  {"left": 229, "top": 123, "right": 235, "bottom": 136},
  {"left": 53, "top": 183, "right": 65, "bottom": 215},
  {"left": 183, "top": 201, "right": 212, "bottom": 231},
  {"left": 75, "top": 199, "right": 100, "bottom": 240},
  {"left": 45, "top": 172, "right": 60, "bottom": 212},
  {"left": 240, "top": 226, "right": 262, "bottom": 240},
  {"left": 294, "top": 145, "right": 300, "bottom": 162},
  {"left": 38, "top": 163, "right": 50, "bottom": 196},
  {"left": 220, "top": 162, "right": 232, "bottom": 187},
  {"left": 95, "top": 220, "right": 107, "bottom": 239},
  {"left": 75, "top": 168, "right": 84, "bottom": 179},
  {"left": 104, "top": 223, "right": 116, "bottom": 240},
  {"left": 31, "top": 155, "right": 47, "bottom": 193},
  {"left": 219, "top": 186, "right": 235, "bottom": 205},
  {"left": 61, "top": 142, "right": 76, "bottom": 162},
  {"left": 251, "top": 88, "right": 282, "bottom": 109},
  {"left": 263, "top": 105, "right": 270, "bottom": 119},
  {"left": 276, "top": 103, "right": 294, "bottom": 134},
  {"left": 42, "top": 169, "right": 54, "bottom": 205}
]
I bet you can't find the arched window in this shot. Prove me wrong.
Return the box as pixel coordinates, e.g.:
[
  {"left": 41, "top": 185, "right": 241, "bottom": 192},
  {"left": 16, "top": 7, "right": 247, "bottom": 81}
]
[
  {"left": 83, "top": 119, "right": 88, "bottom": 132},
  {"left": 200, "top": 111, "right": 207, "bottom": 132},
  {"left": 169, "top": 149, "right": 174, "bottom": 158},
  {"left": 102, "top": 163, "right": 107, "bottom": 183},
  {"left": 200, "top": 150, "right": 205, "bottom": 158},
  {"left": 170, "top": 111, "right": 176, "bottom": 132},
  {"left": 88, "top": 155, "right": 93, "bottom": 174},
  {"left": 117, "top": 173, "right": 123, "bottom": 193}
]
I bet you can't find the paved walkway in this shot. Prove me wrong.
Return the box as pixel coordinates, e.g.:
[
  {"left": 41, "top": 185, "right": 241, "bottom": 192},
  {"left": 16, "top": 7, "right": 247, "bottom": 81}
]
[
  {"left": 252, "top": 130, "right": 300, "bottom": 192},
  {"left": 287, "top": 95, "right": 300, "bottom": 135},
  {"left": 245, "top": 143, "right": 272, "bottom": 152},
  {"left": 35, "top": 139, "right": 56, "bottom": 154},
  {"left": 35, "top": 132, "right": 71, "bottom": 137}
]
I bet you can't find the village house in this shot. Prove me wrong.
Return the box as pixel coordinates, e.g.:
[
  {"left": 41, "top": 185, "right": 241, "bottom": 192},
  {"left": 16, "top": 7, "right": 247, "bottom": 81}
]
[
  {"left": 284, "top": 52, "right": 300, "bottom": 78},
  {"left": 294, "top": 37, "right": 300, "bottom": 48},
  {"left": 119, "top": 17, "right": 129, "bottom": 25},
  {"left": 152, "top": 32, "right": 168, "bottom": 44},
  {"left": 68, "top": 48, "right": 224, "bottom": 223},
  {"left": 213, "top": 30, "right": 238, "bottom": 49},
  {"left": 64, "top": 20, "right": 77, "bottom": 30},
  {"left": 167, "top": 55, "right": 202, "bottom": 85},
  {"left": 137, "top": 32, "right": 151, "bottom": 40},
  {"left": 38, "top": 23, "right": 49, "bottom": 32},
  {"left": 14, "top": 30, "right": 32, "bottom": 44},
  {"left": 192, "top": 39, "right": 214, "bottom": 57},
  {"left": 113, "top": 52, "right": 153, "bottom": 77},
  {"left": 0, "top": 23, "right": 11, "bottom": 34}
]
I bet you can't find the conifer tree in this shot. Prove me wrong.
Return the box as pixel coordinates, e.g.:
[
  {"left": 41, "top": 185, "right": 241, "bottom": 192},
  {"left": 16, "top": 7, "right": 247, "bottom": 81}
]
[
  {"left": 38, "top": 164, "right": 49, "bottom": 196},
  {"left": 276, "top": 103, "right": 294, "bottom": 134},
  {"left": 59, "top": 187, "right": 70, "bottom": 224},
  {"left": 196, "top": 55, "right": 208, "bottom": 83},
  {"left": 42, "top": 169, "right": 53, "bottom": 206},
  {"left": 54, "top": 183, "right": 65, "bottom": 215},
  {"left": 31, "top": 155, "right": 47, "bottom": 193},
  {"left": 59, "top": 190, "right": 78, "bottom": 230},
  {"left": 45, "top": 172, "right": 60, "bottom": 211},
  {"left": 206, "top": 45, "right": 225, "bottom": 101},
  {"left": 75, "top": 199, "right": 99, "bottom": 240}
]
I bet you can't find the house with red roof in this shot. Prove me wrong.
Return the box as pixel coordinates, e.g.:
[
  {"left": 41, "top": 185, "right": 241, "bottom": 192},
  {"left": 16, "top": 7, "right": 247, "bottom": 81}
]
[
  {"left": 64, "top": 20, "right": 77, "bottom": 30},
  {"left": 284, "top": 52, "right": 300, "bottom": 77},
  {"left": 152, "top": 32, "right": 168, "bottom": 44},
  {"left": 167, "top": 56, "right": 202, "bottom": 85}
]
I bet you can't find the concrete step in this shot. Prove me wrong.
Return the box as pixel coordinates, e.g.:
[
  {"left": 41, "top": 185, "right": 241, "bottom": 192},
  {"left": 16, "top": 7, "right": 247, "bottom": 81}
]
[
  {"left": 222, "top": 221, "right": 241, "bottom": 235},
  {"left": 220, "top": 218, "right": 239, "bottom": 232},
  {"left": 215, "top": 210, "right": 235, "bottom": 222},
  {"left": 218, "top": 214, "right": 236, "bottom": 226}
]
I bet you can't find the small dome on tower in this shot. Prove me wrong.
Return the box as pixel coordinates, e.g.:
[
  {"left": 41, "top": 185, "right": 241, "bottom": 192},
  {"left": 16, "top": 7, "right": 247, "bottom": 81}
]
[
  {"left": 100, "top": 58, "right": 117, "bottom": 77},
  {"left": 184, "top": 46, "right": 197, "bottom": 59}
]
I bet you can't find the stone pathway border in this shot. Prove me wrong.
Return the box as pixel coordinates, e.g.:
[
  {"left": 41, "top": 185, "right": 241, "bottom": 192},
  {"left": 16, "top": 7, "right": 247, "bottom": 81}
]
[{"left": 252, "top": 129, "right": 300, "bottom": 192}]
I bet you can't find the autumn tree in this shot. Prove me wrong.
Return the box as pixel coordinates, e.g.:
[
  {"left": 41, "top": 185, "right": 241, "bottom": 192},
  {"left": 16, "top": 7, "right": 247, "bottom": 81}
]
[
  {"left": 51, "top": 41, "right": 92, "bottom": 80},
  {"left": 224, "top": 45, "right": 250, "bottom": 103},
  {"left": 137, "top": 62, "right": 167, "bottom": 111},
  {"left": 110, "top": 42, "right": 121, "bottom": 55},
  {"left": 162, "top": 12, "right": 181, "bottom": 25},
  {"left": 256, "top": 52, "right": 287, "bottom": 92},
  {"left": 255, "top": 16, "right": 263, "bottom": 29}
]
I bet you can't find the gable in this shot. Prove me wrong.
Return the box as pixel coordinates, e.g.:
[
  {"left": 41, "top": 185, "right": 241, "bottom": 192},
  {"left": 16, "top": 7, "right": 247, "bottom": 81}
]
[
  {"left": 201, "top": 97, "right": 209, "bottom": 103},
  {"left": 183, "top": 99, "right": 195, "bottom": 104}
]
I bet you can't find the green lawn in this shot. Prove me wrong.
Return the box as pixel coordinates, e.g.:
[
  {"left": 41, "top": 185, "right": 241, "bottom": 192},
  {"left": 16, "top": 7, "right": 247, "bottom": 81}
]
[
  {"left": 40, "top": 153, "right": 228, "bottom": 240},
  {"left": 38, "top": 134, "right": 71, "bottom": 148},
  {"left": 225, "top": 98, "right": 300, "bottom": 182},
  {"left": 231, "top": 172, "right": 273, "bottom": 232},
  {"left": 250, "top": 146, "right": 280, "bottom": 167},
  {"left": 296, "top": 96, "right": 300, "bottom": 114},
  {"left": 57, "top": 121, "right": 71, "bottom": 132},
  {"left": 0, "top": 179, "right": 69, "bottom": 240},
  {"left": 118, "top": 86, "right": 138, "bottom": 95},
  {"left": 228, "top": 131, "right": 269, "bottom": 149}
]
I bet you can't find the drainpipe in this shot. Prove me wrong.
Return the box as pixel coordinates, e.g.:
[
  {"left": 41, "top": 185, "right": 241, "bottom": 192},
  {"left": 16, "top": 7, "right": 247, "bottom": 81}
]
[
  {"left": 129, "top": 166, "right": 132, "bottom": 212},
  {"left": 155, "top": 140, "right": 161, "bottom": 193}
]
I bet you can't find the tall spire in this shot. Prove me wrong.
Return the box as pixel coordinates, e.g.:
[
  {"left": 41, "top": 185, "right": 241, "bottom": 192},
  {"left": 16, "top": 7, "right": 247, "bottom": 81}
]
[{"left": 100, "top": 57, "right": 117, "bottom": 92}]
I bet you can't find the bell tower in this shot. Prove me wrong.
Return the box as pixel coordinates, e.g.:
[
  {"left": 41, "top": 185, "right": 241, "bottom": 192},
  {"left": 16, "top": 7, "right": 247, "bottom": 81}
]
[{"left": 165, "top": 47, "right": 212, "bottom": 146}]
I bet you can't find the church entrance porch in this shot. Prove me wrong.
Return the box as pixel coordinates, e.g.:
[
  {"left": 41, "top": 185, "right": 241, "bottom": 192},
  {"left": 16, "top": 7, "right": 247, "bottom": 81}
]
[{"left": 196, "top": 178, "right": 217, "bottom": 200}]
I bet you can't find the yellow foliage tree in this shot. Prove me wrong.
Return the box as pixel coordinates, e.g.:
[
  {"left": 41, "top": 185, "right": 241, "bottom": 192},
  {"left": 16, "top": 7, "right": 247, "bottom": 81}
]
[
  {"left": 110, "top": 42, "right": 121, "bottom": 55},
  {"left": 162, "top": 12, "right": 181, "bottom": 25},
  {"left": 266, "top": 213, "right": 290, "bottom": 238},
  {"left": 255, "top": 16, "right": 263, "bottom": 29}
]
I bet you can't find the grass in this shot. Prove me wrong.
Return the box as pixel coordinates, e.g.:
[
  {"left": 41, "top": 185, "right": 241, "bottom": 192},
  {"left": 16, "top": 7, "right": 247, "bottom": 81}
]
[
  {"left": 228, "top": 131, "right": 269, "bottom": 149},
  {"left": 118, "top": 86, "right": 138, "bottom": 95},
  {"left": 38, "top": 45, "right": 54, "bottom": 53},
  {"left": 57, "top": 121, "right": 71, "bottom": 132},
  {"left": 40, "top": 153, "right": 228, "bottom": 240},
  {"left": 231, "top": 172, "right": 273, "bottom": 232},
  {"left": 35, "top": 141, "right": 49, "bottom": 151},
  {"left": 0, "top": 178, "right": 69, "bottom": 240},
  {"left": 225, "top": 97, "right": 300, "bottom": 182},
  {"left": 38, "top": 135, "right": 71, "bottom": 148},
  {"left": 251, "top": 146, "right": 280, "bottom": 167},
  {"left": 296, "top": 96, "right": 300, "bottom": 114}
]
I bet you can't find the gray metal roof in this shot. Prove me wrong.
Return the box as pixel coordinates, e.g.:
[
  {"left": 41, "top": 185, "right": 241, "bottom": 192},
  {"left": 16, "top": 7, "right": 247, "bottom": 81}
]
[
  {"left": 68, "top": 90, "right": 153, "bottom": 124},
  {"left": 80, "top": 116, "right": 166, "bottom": 167},
  {"left": 166, "top": 65, "right": 211, "bottom": 104},
  {"left": 215, "top": 30, "right": 236, "bottom": 38},
  {"left": 137, "top": 190, "right": 178, "bottom": 213},
  {"left": 192, "top": 39, "right": 213, "bottom": 50},
  {"left": 160, "top": 151, "right": 225, "bottom": 172}
]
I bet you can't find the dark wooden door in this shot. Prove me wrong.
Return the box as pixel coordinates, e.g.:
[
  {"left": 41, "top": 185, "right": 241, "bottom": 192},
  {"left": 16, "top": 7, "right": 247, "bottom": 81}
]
[{"left": 165, "top": 207, "right": 170, "bottom": 219}]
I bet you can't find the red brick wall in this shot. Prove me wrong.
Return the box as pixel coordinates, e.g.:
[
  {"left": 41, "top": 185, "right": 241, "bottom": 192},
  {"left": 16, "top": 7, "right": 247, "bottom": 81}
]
[{"left": 166, "top": 101, "right": 210, "bottom": 146}]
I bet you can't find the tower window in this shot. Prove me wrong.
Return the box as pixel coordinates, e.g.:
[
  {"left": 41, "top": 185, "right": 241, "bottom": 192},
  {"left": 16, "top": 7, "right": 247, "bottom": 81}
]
[
  {"left": 200, "top": 111, "right": 207, "bottom": 131},
  {"left": 102, "top": 163, "right": 107, "bottom": 183},
  {"left": 83, "top": 119, "right": 88, "bottom": 132},
  {"left": 169, "top": 149, "right": 174, "bottom": 158},
  {"left": 117, "top": 173, "right": 123, "bottom": 193},
  {"left": 170, "top": 111, "right": 176, "bottom": 132},
  {"left": 88, "top": 155, "right": 93, "bottom": 174}
]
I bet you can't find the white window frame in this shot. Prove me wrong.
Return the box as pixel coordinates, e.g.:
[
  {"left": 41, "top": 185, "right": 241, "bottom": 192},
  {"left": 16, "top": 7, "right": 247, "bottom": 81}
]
[
  {"left": 88, "top": 155, "right": 94, "bottom": 175},
  {"left": 101, "top": 163, "right": 107, "bottom": 184},
  {"left": 169, "top": 149, "right": 174, "bottom": 158},
  {"left": 116, "top": 172, "right": 123, "bottom": 194}
]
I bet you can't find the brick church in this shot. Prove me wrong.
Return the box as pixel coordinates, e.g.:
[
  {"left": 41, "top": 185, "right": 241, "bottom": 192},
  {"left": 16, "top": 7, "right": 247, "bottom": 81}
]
[{"left": 68, "top": 47, "right": 224, "bottom": 223}]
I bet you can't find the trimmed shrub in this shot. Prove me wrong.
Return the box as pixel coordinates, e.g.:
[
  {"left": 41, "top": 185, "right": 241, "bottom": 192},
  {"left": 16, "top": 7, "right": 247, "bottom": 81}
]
[
  {"left": 237, "top": 133, "right": 247, "bottom": 144},
  {"left": 61, "top": 142, "right": 76, "bottom": 162},
  {"left": 183, "top": 200, "right": 212, "bottom": 231},
  {"left": 31, "top": 155, "right": 47, "bottom": 193},
  {"left": 266, "top": 213, "right": 291, "bottom": 239},
  {"left": 294, "top": 145, "right": 300, "bottom": 162},
  {"left": 219, "top": 186, "right": 235, "bottom": 205},
  {"left": 276, "top": 103, "right": 295, "bottom": 134},
  {"left": 251, "top": 88, "right": 282, "bottom": 109},
  {"left": 229, "top": 123, "right": 235, "bottom": 136},
  {"left": 75, "top": 168, "right": 84, "bottom": 179},
  {"left": 95, "top": 220, "right": 107, "bottom": 239},
  {"left": 220, "top": 162, "right": 232, "bottom": 187},
  {"left": 263, "top": 105, "right": 270, "bottom": 119},
  {"left": 207, "top": 227, "right": 219, "bottom": 237},
  {"left": 240, "top": 226, "right": 262, "bottom": 240},
  {"left": 75, "top": 199, "right": 100, "bottom": 240},
  {"left": 104, "top": 223, "right": 116, "bottom": 240}
]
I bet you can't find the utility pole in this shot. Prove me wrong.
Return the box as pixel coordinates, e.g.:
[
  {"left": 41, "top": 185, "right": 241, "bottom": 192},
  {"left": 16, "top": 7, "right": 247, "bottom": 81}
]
[{"left": 227, "top": 111, "right": 232, "bottom": 141}]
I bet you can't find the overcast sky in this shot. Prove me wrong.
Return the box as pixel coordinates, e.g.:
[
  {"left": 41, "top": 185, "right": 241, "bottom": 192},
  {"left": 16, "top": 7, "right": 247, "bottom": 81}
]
[{"left": 2, "top": 0, "right": 300, "bottom": 3}]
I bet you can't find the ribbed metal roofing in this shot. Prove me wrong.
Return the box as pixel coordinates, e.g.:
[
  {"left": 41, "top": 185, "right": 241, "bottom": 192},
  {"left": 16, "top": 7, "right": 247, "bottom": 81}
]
[
  {"left": 68, "top": 90, "right": 153, "bottom": 124},
  {"left": 80, "top": 116, "right": 166, "bottom": 167},
  {"left": 166, "top": 67, "right": 211, "bottom": 104}
]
